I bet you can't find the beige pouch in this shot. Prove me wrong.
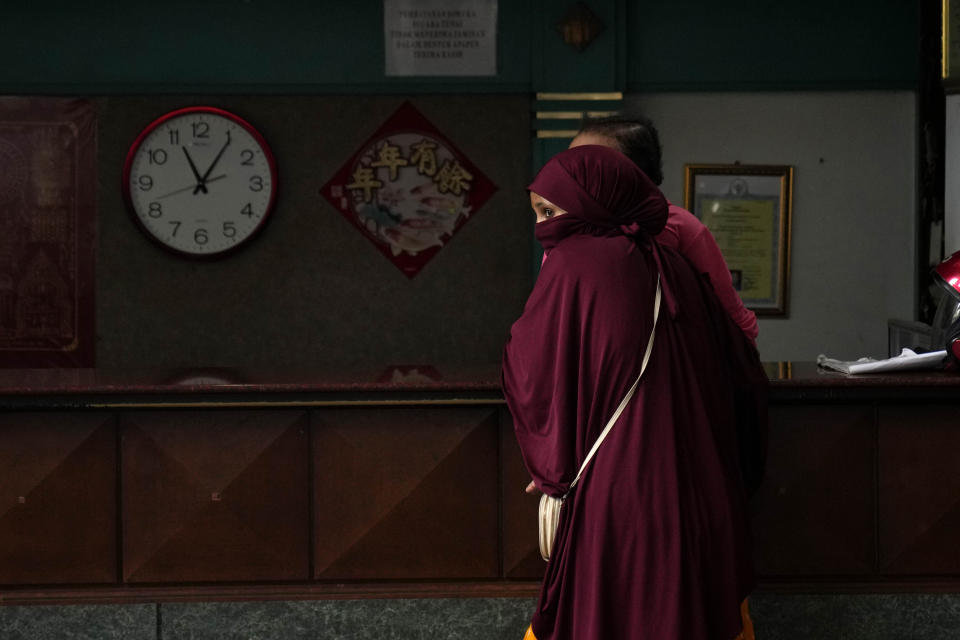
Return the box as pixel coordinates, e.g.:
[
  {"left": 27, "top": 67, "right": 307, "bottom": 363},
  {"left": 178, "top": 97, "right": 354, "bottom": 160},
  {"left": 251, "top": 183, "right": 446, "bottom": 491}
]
[{"left": 538, "top": 492, "right": 564, "bottom": 561}]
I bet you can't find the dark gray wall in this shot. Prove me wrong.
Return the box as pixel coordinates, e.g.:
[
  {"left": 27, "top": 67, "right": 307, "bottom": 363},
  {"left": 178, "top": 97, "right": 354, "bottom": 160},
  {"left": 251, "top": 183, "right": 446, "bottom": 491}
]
[{"left": 96, "top": 96, "right": 531, "bottom": 369}]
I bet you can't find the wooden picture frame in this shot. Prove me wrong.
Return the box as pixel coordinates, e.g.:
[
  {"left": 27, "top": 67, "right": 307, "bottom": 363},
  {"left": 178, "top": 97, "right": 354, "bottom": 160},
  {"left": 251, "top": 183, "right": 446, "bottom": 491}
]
[
  {"left": 683, "top": 163, "right": 793, "bottom": 316},
  {"left": 944, "top": 0, "right": 960, "bottom": 92}
]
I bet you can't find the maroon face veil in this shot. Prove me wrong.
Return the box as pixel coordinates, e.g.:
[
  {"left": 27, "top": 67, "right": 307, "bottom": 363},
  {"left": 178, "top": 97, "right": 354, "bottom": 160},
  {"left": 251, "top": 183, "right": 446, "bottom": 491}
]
[
  {"left": 528, "top": 145, "right": 681, "bottom": 319},
  {"left": 528, "top": 144, "right": 667, "bottom": 248},
  {"left": 503, "top": 145, "right": 765, "bottom": 639}
]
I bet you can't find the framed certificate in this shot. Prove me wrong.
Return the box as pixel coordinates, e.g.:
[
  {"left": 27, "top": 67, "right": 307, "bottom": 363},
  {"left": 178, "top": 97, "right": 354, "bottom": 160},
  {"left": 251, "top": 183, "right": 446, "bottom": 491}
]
[
  {"left": 683, "top": 164, "right": 794, "bottom": 316},
  {"left": 945, "top": 0, "right": 960, "bottom": 90}
]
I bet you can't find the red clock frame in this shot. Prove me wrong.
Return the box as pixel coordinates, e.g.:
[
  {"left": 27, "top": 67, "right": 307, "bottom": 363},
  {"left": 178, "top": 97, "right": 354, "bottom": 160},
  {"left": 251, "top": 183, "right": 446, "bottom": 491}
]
[{"left": 121, "top": 106, "right": 279, "bottom": 259}]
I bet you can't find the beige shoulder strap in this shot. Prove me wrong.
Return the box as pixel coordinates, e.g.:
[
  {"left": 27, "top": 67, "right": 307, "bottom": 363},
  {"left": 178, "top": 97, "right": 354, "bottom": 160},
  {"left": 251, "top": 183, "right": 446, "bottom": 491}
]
[{"left": 567, "top": 276, "right": 661, "bottom": 493}]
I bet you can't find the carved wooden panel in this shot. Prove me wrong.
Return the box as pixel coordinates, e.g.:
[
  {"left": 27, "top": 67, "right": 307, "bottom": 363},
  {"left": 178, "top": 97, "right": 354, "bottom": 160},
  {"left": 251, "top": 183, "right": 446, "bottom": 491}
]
[
  {"left": 312, "top": 407, "right": 498, "bottom": 579},
  {"left": 0, "top": 98, "right": 97, "bottom": 367},
  {"left": 0, "top": 412, "right": 115, "bottom": 584},
  {"left": 751, "top": 405, "right": 875, "bottom": 576},
  {"left": 121, "top": 410, "right": 309, "bottom": 582},
  {"left": 879, "top": 404, "right": 960, "bottom": 574},
  {"left": 500, "top": 409, "right": 545, "bottom": 579}
]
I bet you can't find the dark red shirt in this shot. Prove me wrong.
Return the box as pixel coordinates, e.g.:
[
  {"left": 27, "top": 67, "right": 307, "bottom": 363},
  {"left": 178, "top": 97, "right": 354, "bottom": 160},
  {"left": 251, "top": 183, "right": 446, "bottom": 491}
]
[{"left": 657, "top": 204, "right": 759, "bottom": 343}]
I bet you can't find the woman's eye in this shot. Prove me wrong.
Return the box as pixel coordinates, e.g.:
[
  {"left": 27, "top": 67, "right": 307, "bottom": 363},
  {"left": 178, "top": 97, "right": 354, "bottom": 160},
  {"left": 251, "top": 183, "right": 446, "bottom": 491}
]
[{"left": 543, "top": 208, "right": 554, "bottom": 218}]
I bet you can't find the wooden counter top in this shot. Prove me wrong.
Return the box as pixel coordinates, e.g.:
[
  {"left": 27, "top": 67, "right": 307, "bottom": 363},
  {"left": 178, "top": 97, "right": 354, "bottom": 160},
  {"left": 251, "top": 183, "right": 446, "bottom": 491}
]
[
  {"left": 0, "top": 362, "right": 958, "bottom": 408},
  {"left": 762, "top": 362, "right": 960, "bottom": 401}
]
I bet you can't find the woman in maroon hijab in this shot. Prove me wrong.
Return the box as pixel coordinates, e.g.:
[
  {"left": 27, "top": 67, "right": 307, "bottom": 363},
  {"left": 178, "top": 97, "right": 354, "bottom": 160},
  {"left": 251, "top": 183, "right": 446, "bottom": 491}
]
[{"left": 503, "top": 145, "right": 766, "bottom": 639}]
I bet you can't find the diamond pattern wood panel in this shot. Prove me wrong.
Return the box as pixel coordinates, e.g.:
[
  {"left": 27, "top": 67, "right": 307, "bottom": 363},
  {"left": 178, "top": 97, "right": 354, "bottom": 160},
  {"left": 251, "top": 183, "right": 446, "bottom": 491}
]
[
  {"left": 312, "top": 407, "right": 498, "bottom": 579},
  {"left": 500, "top": 410, "right": 545, "bottom": 579},
  {"left": 879, "top": 405, "right": 960, "bottom": 574},
  {"left": 751, "top": 405, "right": 875, "bottom": 576},
  {"left": 121, "top": 410, "right": 309, "bottom": 582},
  {"left": 0, "top": 412, "right": 116, "bottom": 584}
]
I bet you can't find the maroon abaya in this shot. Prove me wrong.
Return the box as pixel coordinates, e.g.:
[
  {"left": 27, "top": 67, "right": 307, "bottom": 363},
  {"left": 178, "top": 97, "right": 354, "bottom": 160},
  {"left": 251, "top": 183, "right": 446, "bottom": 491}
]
[{"left": 502, "top": 146, "right": 766, "bottom": 639}]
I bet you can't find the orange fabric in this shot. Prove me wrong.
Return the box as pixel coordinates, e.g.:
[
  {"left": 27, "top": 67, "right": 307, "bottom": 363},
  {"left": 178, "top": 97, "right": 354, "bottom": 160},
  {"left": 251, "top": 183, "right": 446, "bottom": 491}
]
[
  {"left": 522, "top": 599, "right": 754, "bottom": 640},
  {"left": 734, "top": 599, "right": 755, "bottom": 640}
]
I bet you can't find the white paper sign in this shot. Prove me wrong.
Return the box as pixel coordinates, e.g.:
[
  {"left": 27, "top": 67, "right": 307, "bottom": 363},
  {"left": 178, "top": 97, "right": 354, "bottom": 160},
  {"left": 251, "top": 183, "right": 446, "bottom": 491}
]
[{"left": 384, "top": 0, "right": 497, "bottom": 77}]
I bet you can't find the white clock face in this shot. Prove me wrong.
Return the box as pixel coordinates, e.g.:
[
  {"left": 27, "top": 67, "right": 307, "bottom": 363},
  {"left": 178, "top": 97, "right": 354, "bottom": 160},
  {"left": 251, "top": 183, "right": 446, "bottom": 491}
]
[{"left": 124, "top": 108, "right": 277, "bottom": 257}]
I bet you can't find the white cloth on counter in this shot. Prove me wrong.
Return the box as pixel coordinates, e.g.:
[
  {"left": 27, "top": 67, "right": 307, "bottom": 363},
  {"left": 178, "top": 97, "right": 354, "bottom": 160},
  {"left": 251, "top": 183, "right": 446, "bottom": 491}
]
[{"left": 817, "top": 348, "right": 947, "bottom": 374}]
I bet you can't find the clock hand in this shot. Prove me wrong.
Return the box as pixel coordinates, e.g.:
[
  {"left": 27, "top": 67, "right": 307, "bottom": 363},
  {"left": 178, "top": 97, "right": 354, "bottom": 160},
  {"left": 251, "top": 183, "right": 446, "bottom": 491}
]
[
  {"left": 182, "top": 146, "right": 208, "bottom": 194},
  {"left": 194, "top": 130, "right": 231, "bottom": 194},
  {"left": 156, "top": 174, "right": 227, "bottom": 200}
]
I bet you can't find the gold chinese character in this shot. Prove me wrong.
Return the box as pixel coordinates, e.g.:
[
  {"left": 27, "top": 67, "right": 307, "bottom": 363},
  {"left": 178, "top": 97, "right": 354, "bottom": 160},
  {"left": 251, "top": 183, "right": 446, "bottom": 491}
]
[
  {"left": 410, "top": 139, "right": 439, "bottom": 177},
  {"left": 433, "top": 160, "right": 473, "bottom": 195},
  {"left": 370, "top": 141, "right": 409, "bottom": 181},
  {"left": 345, "top": 166, "right": 383, "bottom": 203}
]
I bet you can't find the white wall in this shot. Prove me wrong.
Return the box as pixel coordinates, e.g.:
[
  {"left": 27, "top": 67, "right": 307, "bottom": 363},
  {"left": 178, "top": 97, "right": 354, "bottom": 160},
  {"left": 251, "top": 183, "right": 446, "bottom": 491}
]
[
  {"left": 629, "top": 91, "right": 917, "bottom": 362},
  {"left": 945, "top": 95, "right": 960, "bottom": 256}
]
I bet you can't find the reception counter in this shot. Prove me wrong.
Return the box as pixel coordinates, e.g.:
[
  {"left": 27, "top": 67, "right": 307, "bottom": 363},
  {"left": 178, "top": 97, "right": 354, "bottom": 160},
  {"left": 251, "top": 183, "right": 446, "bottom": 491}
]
[{"left": 1, "top": 363, "right": 959, "bottom": 604}]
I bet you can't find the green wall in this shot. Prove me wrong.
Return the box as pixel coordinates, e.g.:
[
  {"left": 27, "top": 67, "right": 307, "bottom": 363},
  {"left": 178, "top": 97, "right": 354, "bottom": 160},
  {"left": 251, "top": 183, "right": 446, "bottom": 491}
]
[
  {"left": 0, "top": 0, "right": 918, "bottom": 94},
  {"left": 2, "top": 2, "right": 532, "bottom": 93},
  {"left": 627, "top": 0, "right": 919, "bottom": 91}
]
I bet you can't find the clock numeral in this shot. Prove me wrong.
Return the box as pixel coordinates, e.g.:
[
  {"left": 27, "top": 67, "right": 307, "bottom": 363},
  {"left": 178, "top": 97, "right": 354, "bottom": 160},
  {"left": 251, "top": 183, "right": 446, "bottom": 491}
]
[
  {"left": 192, "top": 122, "right": 210, "bottom": 139},
  {"left": 147, "top": 149, "right": 167, "bottom": 165},
  {"left": 126, "top": 108, "right": 276, "bottom": 257}
]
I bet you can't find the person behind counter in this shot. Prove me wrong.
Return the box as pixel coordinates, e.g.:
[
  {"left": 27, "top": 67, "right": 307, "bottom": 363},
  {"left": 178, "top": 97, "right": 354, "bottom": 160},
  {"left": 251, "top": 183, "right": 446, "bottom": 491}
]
[
  {"left": 502, "top": 145, "right": 767, "bottom": 639},
  {"left": 569, "top": 114, "right": 759, "bottom": 344}
]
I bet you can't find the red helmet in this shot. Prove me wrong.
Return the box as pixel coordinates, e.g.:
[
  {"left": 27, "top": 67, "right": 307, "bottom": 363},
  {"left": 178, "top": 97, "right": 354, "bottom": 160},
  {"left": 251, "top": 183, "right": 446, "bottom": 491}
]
[{"left": 932, "top": 250, "right": 960, "bottom": 365}]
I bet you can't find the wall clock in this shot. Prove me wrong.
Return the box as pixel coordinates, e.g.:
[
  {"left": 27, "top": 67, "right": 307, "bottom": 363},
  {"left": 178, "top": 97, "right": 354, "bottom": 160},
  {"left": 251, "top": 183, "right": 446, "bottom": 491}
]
[{"left": 122, "top": 106, "right": 278, "bottom": 258}]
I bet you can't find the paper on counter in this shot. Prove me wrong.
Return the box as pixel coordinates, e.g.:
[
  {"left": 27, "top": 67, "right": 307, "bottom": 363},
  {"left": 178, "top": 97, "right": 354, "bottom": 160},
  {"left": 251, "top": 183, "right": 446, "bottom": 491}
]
[{"left": 816, "top": 348, "right": 947, "bottom": 374}]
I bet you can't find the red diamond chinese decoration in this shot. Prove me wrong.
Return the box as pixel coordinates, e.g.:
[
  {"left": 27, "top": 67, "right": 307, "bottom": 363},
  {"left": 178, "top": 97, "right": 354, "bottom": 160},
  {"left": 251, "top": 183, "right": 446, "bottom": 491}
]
[{"left": 321, "top": 102, "right": 498, "bottom": 278}]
